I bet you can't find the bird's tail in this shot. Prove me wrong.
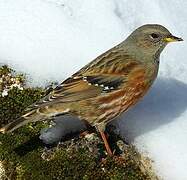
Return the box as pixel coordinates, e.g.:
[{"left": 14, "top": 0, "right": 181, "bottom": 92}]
[{"left": 0, "top": 109, "right": 47, "bottom": 134}]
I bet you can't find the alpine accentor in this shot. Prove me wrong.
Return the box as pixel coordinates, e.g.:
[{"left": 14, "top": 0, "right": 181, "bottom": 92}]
[{"left": 0, "top": 24, "right": 183, "bottom": 155}]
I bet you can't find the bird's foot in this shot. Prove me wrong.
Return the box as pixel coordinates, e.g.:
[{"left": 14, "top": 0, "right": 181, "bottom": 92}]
[{"left": 79, "top": 130, "right": 90, "bottom": 138}]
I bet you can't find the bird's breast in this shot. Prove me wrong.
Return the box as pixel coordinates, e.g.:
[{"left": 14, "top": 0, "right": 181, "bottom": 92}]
[{"left": 96, "top": 65, "right": 156, "bottom": 124}]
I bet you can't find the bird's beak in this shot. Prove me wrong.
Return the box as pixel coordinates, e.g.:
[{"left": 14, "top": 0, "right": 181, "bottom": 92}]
[{"left": 164, "top": 35, "right": 183, "bottom": 43}]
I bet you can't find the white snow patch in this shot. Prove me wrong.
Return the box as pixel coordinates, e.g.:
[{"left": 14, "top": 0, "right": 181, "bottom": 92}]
[{"left": 0, "top": 0, "right": 187, "bottom": 179}]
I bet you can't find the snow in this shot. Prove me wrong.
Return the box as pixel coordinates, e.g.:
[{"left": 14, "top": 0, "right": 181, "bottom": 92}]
[
  {"left": 0, "top": 0, "right": 187, "bottom": 179},
  {"left": 40, "top": 115, "right": 86, "bottom": 145}
]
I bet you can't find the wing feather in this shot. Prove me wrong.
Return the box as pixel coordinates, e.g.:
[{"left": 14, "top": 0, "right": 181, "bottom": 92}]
[{"left": 28, "top": 49, "right": 143, "bottom": 108}]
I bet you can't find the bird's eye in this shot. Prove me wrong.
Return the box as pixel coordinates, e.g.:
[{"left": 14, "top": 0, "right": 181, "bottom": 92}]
[{"left": 150, "top": 33, "right": 159, "bottom": 39}]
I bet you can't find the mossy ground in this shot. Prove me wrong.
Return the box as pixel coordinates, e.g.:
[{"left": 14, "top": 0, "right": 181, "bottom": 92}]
[{"left": 0, "top": 66, "right": 157, "bottom": 180}]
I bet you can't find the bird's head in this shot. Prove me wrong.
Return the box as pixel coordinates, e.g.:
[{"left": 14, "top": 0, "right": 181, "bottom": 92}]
[{"left": 126, "top": 24, "right": 183, "bottom": 59}]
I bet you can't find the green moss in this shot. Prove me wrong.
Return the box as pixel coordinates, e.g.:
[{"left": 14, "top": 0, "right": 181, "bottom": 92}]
[
  {"left": 0, "top": 65, "right": 44, "bottom": 127},
  {"left": 0, "top": 66, "right": 156, "bottom": 180},
  {"left": 0, "top": 87, "right": 44, "bottom": 126},
  {"left": 0, "top": 131, "right": 151, "bottom": 180}
]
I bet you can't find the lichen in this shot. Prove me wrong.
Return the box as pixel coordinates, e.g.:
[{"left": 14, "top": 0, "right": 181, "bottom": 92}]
[
  {"left": 0, "top": 65, "right": 158, "bottom": 180},
  {"left": 0, "top": 161, "right": 6, "bottom": 179}
]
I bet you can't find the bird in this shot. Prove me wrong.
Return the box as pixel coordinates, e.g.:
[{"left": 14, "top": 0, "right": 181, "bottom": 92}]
[{"left": 0, "top": 24, "right": 183, "bottom": 156}]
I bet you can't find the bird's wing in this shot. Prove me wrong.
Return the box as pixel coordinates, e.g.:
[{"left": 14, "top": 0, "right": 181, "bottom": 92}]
[
  {"left": 35, "top": 74, "right": 124, "bottom": 105},
  {"left": 29, "top": 49, "right": 143, "bottom": 107}
]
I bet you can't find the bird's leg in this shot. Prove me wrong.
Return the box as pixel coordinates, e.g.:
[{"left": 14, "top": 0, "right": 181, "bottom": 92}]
[
  {"left": 79, "top": 130, "right": 90, "bottom": 138},
  {"left": 96, "top": 125, "right": 113, "bottom": 156},
  {"left": 80, "top": 120, "right": 95, "bottom": 138}
]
